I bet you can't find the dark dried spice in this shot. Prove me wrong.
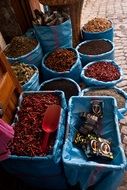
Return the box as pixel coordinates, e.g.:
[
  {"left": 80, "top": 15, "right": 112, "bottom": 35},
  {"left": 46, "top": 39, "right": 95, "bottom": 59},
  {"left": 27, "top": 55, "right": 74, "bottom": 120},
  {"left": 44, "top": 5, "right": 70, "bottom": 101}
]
[
  {"left": 85, "top": 62, "right": 120, "bottom": 82},
  {"left": 4, "top": 36, "right": 38, "bottom": 58},
  {"left": 45, "top": 48, "right": 76, "bottom": 72},
  {"left": 84, "top": 88, "right": 126, "bottom": 109},
  {"left": 78, "top": 40, "right": 113, "bottom": 55},
  {"left": 10, "top": 93, "right": 60, "bottom": 157}
]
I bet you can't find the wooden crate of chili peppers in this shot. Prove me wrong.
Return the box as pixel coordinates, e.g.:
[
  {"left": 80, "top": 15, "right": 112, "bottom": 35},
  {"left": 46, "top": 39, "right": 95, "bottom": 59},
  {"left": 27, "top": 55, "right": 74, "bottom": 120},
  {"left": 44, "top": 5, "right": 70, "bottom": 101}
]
[
  {"left": 1, "top": 91, "right": 68, "bottom": 190},
  {"left": 0, "top": 48, "right": 21, "bottom": 124}
]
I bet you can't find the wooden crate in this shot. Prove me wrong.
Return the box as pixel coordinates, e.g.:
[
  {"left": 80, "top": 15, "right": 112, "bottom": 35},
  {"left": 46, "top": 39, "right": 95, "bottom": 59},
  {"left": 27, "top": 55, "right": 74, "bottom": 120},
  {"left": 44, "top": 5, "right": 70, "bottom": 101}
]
[{"left": 0, "top": 47, "right": 22, "bottom": 124}]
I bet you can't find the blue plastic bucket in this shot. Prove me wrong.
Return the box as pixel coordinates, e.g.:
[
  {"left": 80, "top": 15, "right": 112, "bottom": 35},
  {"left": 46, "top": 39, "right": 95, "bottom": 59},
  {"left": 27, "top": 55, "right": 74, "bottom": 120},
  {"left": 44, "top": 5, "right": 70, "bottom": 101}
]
[
  {"left": 62, "top": 96, "right": 126, "bottom": 190},
  {"left": 76, "top": 39, "right": 114, "bottom": 67},
  {"left": 1, "top": 91, "right": 68, "bottom": 189}
]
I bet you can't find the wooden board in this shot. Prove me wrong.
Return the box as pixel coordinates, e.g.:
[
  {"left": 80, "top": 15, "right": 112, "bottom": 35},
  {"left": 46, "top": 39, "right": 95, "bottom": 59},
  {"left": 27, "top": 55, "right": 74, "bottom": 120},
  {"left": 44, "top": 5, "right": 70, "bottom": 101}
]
[{"left": 0, "top": 47, "right": 22, "bottom": 124}]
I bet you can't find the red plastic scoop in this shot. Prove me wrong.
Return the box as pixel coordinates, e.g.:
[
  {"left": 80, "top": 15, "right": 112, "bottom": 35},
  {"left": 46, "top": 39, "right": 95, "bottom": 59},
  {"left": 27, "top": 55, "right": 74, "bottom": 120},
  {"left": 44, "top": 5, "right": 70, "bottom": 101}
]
[{"left": 41, "top": 104, "right": 61, "bottom": 153}]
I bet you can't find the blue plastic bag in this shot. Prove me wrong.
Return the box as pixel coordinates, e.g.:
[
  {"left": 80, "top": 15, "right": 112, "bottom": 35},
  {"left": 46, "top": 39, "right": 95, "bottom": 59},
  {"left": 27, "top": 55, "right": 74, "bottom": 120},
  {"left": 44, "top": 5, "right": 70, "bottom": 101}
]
[
  {"left": 34, "top": 19, "right": 72, "bottom": 54},
  {"left": 81, "top": 21, "right": 114, "bottom": 42},
  {"left": 22, "top": 65, "right": 40, "bottom": 91},
  {"left": 1, "top": 91, "right": 68, "bottom": 190},
  {"left": 62, "top": 96, "right": 126, "bottom": 190},
  {"left": 41, "top": 48, "right": 82, "bottom": 83},
  {"left": 76, "top": 39, "right": 114, "bottom": 67},
  {"left": 7, "top": 42, "right": 43, "bottom": 69},
  {"left": 81, "top": 86, "right": 127, "bottom": 118},
  {"left": 81, "top": 60, "right": 123, "bottom": 87}
]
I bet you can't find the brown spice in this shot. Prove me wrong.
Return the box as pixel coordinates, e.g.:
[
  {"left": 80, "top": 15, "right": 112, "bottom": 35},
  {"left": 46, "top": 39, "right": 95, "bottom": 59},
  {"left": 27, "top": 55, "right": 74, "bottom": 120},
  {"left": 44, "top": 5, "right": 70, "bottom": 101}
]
[
  {"left": 84, "top": 89, "right": 126, "bottom": 109},
  {"left": 83, "top": 17, "right": 112, "bottom": 32},
  {"left": 4, "top": 36, "right": 38, "bottom": 58},
  {"left": 45, "top": 48, "right": 76, "bottom": 72},
  {"left": 78, "top": 40, "right": 113, "bottom": 55},
  {"left": 11, "top": 62, "right": 37, "bottom": 85}
]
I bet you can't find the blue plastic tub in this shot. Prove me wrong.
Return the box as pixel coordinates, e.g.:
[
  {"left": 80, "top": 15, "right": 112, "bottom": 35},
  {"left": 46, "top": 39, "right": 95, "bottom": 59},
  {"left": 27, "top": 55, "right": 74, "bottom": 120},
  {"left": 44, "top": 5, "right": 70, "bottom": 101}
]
[
  {"left": 62, "top": 96, "right": 126, "bottom": 190},
  {"left": 76, "top": 39, "right": 114, "bottom": 66},
  {"left": 81, "top": 86, "right": 127, "bottom": 119},
  {"left": 41, "top": 48, "right": 82, "bottom": 83},
  {"left": 81, "top": 59, "right": 123, "bottom": 87},
  {"left": 1, "top": 91, "right": 68, "bottom": 190},
  {"left": 39, "top": 77, "right": 81, "bottom": 103},
  {"left": 81, "top": 22, "right": 114, "bottom": 42},
  {"left": 6, "top": 42, "right": 43, "bottom": 69}
]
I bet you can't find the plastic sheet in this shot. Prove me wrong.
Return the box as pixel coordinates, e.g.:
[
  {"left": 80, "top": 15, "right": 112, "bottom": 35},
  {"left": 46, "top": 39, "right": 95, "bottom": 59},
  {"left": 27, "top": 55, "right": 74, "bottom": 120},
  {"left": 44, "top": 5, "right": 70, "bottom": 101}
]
[{"left": 62, "top": 96, "right": 126, "bottom": 190}]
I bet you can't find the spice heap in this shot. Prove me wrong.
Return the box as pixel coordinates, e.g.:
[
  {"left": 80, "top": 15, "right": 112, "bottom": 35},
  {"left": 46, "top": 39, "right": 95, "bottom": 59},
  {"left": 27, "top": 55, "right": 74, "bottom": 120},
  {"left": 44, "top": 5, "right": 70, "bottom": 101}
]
[
  {"left": 33, "top": 9, "right": 69, "bottom": 26},
  {"left": 45, "top": 48, "right": 76, "bottom": 72},
  {"left": 4, "top": 36, "right": 38, "bottom": 58},
  {"left": 85, "top": 61, "right": 120, "bottom": 82},
  {"left": 10, "top": 93, "right": 60, "bottom": 156},
  {"left": 11, "top": 62, "right": 37, "bottom": 85},
  {"left": 78, "top": 40, "right": 113, "bottom": 55},
  {"left": 74, "top": 100, "right": 113, "bottom": 161},
  {"left": 84, "top": 88, "right": 126, "bottom": 109},
  {"left": 42, "top": 79, "right": 79, "bottom": 102},
  {"left": 83, "top": 17, "right": 112, "bottom": 32}
]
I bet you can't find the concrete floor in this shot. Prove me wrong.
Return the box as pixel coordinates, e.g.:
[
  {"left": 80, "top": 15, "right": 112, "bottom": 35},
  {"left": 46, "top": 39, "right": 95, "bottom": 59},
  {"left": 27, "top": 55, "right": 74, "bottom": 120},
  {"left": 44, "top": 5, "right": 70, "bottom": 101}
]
[{"left": 81, "top": 0, "right": 127, "bottom": 189}]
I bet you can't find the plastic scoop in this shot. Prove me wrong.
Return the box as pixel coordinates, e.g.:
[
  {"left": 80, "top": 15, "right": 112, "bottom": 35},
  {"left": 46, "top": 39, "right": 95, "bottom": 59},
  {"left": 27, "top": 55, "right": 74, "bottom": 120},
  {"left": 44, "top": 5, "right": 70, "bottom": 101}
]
[{"left": 41, "top": 104, "right": 61, "bottom": 153}]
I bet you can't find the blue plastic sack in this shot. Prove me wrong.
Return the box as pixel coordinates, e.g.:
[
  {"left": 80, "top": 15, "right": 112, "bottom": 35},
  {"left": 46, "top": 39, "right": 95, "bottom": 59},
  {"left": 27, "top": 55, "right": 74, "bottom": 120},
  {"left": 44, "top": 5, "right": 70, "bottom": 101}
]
[
  {"left": 22, "top": 65, "right": 40, "bottom": 91},
  {"left": 34, "top": 19, "right": 72, "bottom": 54},
  {"left": 41, "top": 48, "right": 82, "bottom": 83},
  {"left": 81, "top": 60, "right": 123, "bottom": 87},
  {"left": 39, "top": 77, "right": 81, "bottom": 103},
  {"left": 1, "top": 91, "right": 68, "bottom": 190},
  {"left": 62, "top": 96, "right": 126, "bottom": 190},
  {"left": 76, "top": 39, "right": 114, "bottom": 67},
  {"left": 6, "top": 42, "right": 43, "bottom": 69},
  {"left": 81, "top": 22, "right": 114, "bottom": 42},
  {"left": 81, "top": 86, "right": 127, "bottom": 118}
]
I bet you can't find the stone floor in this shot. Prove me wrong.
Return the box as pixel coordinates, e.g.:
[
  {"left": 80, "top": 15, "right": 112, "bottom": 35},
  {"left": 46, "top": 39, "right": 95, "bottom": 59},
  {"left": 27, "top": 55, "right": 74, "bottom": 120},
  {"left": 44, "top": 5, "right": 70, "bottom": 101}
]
[{"left": 81, "top": 0, "right": 127, "bottom": 189}]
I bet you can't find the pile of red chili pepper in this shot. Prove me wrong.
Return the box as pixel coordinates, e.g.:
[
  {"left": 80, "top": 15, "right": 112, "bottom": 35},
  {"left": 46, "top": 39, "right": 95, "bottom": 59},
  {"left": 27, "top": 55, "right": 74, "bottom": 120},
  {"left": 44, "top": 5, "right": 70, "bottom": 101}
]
[
  {"left": 45, "top": 48, "right": 76, "bottom": 72},
  {"left": 85, "top": 62, "right": 120, "bottom": 82},
  {"left": 10, "top": 93, "right": 60, "bottom": 157}
]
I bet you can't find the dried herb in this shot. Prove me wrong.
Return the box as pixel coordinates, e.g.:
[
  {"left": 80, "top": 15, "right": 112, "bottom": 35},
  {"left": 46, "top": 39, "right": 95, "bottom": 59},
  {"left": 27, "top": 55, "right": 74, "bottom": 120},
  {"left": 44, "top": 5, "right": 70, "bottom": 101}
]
[
  {"left": 11, "top": 62, "right": 37, "bottom": 85},
  {"left": 4, "top": 36, "right": 38, "bottom": 58}
]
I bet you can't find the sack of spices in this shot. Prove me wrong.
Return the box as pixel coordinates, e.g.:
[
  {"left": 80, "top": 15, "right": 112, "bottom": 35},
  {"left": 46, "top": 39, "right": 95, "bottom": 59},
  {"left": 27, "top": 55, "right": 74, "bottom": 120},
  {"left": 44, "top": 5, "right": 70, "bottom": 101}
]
[
  {"left": 81, "top": 86, "right": 127, "bottom": 119},
  {"left": 81, "top": 60, "right": 123, "bottom": 87},
  {"left": 33, "top": 10, "right": 72, "bottom": 54},
  {"left": 42, "top": 48, "right": 82, "bottom": 83},
  {"left": 81, "top": 17, "right": 114, "bottom": 41},
  {"left": 40, "top": 77, "right": 81, "bottom": 103},
  {"left": 62, "top": 96, "right": 126, "bottom": 190},
  {"left": 76, "top": 39, "right": 114, "bottom": 66},
  {"left": 1, "top": 91, "right": 68, "bottom": 189},
  {"left": 11, "top": 62, "right": 40, "bottom": 91},
  {"left": 4, "top": 36, "right": 43, "bottom": 69}
]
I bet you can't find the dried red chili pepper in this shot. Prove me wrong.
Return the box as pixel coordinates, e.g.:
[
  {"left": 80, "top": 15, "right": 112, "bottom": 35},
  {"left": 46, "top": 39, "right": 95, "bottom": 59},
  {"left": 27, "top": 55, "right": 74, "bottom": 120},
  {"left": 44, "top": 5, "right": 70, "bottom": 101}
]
[
  {"left": 85, "top": 62, "right": 120, "bottom": 82},
  {"left": 10, "top": 93, "right": 60, "bottom": 157}
]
